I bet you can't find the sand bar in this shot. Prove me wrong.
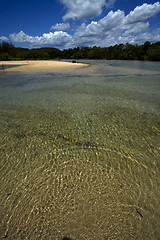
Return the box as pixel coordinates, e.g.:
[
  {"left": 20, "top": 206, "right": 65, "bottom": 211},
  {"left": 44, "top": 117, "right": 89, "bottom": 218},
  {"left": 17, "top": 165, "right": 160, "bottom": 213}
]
[{"left": 0, "top": 60, "right": 89, "bottom": 72}]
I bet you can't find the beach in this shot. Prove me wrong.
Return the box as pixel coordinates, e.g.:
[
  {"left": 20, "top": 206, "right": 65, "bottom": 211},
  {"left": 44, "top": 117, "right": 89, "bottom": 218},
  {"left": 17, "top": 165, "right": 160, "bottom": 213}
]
[{"left": 0, "top": 60, "right": 88, "bottom": 72}]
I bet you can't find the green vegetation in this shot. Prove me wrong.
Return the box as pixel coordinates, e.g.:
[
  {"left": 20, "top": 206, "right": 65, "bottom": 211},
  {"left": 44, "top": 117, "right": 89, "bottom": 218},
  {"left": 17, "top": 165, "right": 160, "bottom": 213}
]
[{"left": 0, "top": 41, "right": 160, "bottom": 61}]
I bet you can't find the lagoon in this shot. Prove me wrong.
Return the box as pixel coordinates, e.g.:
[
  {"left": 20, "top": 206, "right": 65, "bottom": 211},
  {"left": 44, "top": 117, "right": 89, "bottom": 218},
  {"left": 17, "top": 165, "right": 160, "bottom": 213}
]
[{"left": 0, "top": 60, "right": 160, "bottom": 239}]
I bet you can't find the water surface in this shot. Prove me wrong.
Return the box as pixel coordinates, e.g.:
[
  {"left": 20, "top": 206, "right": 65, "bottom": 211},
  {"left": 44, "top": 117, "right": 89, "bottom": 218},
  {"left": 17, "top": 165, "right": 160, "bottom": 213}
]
[{"left": 0, "top": 60, "right": 160, "bottom": 240}]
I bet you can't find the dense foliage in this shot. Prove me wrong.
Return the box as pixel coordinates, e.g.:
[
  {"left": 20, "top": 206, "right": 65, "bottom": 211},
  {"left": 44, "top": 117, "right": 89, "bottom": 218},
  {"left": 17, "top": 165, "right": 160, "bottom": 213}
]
[{"left": 0, "top": 41, "right": 160, "bottom": 61}]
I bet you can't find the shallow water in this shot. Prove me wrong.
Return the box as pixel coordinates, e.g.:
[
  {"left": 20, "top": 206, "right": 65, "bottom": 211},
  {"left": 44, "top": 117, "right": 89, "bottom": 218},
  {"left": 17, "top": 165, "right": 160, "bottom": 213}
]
[{"left": 0, "top": 60, "right": 160, "bottom": 240}]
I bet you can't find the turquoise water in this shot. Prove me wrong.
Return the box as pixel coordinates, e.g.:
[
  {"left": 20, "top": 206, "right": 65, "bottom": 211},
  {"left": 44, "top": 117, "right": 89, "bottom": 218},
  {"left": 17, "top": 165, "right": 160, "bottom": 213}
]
[{"left": 0, "top": 60, "right": 160, "bottom": 239}]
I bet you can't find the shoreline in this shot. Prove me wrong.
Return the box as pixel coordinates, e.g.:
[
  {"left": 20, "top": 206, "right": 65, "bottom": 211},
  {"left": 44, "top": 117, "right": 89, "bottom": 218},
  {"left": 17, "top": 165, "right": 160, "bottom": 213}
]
[{"left": 0, "top": 60, "right": 89, "bottom": 72}]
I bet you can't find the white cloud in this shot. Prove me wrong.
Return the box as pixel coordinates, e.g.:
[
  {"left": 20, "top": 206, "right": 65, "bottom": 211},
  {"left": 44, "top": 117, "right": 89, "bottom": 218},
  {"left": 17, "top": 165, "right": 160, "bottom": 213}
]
[
  {"left": 10, "top": 31, "right": 72, "bottom": 48},
  {"left": 9, "top": 2, "right": 160, "bottom": 49},
  {"left": 119, "top": 28, "right": 160, "bottom": 45},
  {"left": 61, "top": 0, "right": 106, "bottom": 20},
  {"left": 51, "top": 23, "right": 70, "bottom": 31},
  {"left": 123, "top": 22, "right": 149, "bottom": 36},
  {"left": 0, "top": 36, "right": 9, "bottom": 41},
  {"left": 74, "top": 10, "right": 124, "bottom": 38},
  {"left": 72, "top": 2, "right": 160, "bottom": 47},
  {"left": 124, "top": 2, "right": 160, "bottom": 24},
  {"left": 132, "top": 28, "right": 160, "bottom": 44},
  {"left": 73, "top": 10, "right": 125, "bottom": 46},
  {"left": 99, "top": 10, "right": 124, "bottom": 31}
]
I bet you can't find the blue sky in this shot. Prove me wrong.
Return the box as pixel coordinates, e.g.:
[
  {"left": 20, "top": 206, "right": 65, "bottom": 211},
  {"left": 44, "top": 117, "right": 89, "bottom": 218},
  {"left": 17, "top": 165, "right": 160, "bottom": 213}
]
[{"left": 0, "top": 0, "right": 160, "bottom": 49}]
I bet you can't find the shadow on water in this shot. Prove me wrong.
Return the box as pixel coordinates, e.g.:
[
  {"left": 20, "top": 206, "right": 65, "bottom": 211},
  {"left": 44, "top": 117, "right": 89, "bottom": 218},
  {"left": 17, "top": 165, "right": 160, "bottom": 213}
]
[
  {"left": 0, "top": 64, "right": 21, "bottom": 70},
  {"left": 62, "top": 237, "right": 72, "bottom": 240},
  {"left": 61, "top": 236, "right": 110, "bottom": 240}
]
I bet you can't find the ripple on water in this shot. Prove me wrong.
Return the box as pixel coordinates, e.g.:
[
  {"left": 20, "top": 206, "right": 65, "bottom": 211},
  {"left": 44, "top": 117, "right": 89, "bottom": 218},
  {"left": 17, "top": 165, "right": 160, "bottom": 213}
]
[{"left": 0, "top": 104, "right": 160, "bottom": 240}]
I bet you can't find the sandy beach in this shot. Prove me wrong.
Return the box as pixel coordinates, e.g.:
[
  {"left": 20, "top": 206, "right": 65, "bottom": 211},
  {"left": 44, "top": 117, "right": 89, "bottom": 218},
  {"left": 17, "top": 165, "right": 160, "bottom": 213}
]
[{"left": 0, "top": 60, "right": 88, "bottom": 72}]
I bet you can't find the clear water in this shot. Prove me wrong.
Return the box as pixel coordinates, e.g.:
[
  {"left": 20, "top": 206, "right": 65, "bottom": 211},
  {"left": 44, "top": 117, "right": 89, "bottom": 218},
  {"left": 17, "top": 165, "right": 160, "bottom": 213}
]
[{"left": 0, "top": 60, "right": 160, "bottom": 240}]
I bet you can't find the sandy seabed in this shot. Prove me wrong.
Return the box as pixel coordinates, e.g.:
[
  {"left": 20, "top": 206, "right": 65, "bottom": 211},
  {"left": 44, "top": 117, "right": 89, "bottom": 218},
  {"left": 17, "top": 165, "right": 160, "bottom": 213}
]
[
  {"left": 0, "top": 60, "right": 88, "bottom": 72},
  {"left": 0, "top": 60, "right": 160, "bottom": 239}
]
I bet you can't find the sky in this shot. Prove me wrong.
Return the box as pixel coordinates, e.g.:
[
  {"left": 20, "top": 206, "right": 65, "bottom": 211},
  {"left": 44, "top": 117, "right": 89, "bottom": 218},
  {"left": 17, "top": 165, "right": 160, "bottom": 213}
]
[{"left": 0, "top": 0, "right": 160, "bottom": 49}]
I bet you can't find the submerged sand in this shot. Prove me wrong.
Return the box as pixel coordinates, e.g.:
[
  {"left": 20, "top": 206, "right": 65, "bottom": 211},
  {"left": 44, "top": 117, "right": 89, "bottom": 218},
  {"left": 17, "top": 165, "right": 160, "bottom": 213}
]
[
  {"left": 0, "top": 60, "right": 88, "bottom": 72},
  {"left": 0, "top": 61, "right": 160, "bottom": 239}
]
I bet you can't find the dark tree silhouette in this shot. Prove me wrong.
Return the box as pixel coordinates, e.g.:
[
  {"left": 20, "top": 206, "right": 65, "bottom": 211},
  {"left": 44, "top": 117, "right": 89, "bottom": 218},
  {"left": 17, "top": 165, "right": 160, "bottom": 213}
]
[{"left": 0, "top": 41, "right": 160, "bottom": 61}]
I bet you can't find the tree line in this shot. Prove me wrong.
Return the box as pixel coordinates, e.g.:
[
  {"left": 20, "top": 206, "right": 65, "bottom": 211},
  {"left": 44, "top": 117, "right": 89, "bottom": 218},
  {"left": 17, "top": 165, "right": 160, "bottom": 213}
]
[{"left": 0, "top": 41, "right": 160, "bottom": 61}]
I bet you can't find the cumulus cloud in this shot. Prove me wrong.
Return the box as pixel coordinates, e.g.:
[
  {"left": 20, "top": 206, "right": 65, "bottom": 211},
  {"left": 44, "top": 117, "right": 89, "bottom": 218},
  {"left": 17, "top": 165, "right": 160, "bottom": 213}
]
[
  {"left": 10, "top": 31, "right": 72, "bottom": 48},
  {"left": 119, "top": 28, "right": 160, "bottom": 45},
  {"left": 73, "top": 9, "right": 124, "bottom": 44},
  {"left": 61, "top": 0, "right": 106, "bottom": 20},
  {"left": 99, "top": 10, "right": 124, "bottom": 31},
  {"left": 73, "top": 2, "right": 160, "bottom": 47},
  {"left": 73, "top": 10, "right": 124, "bottom": 46},
  {"left": 132, "top": 28, "right": 160, "bottom": 44},
  {"left": 0, "top": 36, "right": 9, "bottom": 41},
  {"left": 124, "top": 2, "right": 160, "bottom": 24},
  {"left": 123, "top": 22, "right": 149, "bottom": 36},
  {"left": 9, "top": 2, "right": 160, "bottom": 48},
  {"left": 50, "top": 23, "right": 70, "bottom": 31}
]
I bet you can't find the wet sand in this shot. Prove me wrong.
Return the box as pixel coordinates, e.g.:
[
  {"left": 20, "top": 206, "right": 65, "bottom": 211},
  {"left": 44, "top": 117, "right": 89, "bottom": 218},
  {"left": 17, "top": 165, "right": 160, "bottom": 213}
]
[{"left": 0, "top": 60, "right": 88, "bottom": 72}]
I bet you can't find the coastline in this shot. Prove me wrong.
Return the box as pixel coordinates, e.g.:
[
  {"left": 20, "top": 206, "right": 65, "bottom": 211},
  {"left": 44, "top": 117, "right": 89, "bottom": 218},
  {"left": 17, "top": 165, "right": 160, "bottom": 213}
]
[{"left": 0, "top": 60, "right": 89, "bottom": 72}]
